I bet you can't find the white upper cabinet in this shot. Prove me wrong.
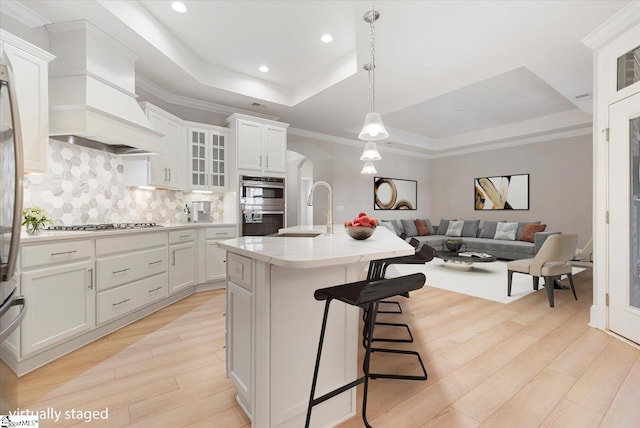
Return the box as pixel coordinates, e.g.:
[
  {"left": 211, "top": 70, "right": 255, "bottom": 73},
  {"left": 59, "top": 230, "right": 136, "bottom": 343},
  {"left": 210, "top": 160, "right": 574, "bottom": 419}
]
[
  {"left": 227, "top": 114, "right": 289, "bottom": 175},
  {"left": 187, "top": 123, "right": 228, "bottom": 191},
  {"left": 0, "top": 30, "right": 55, "bottom": 175},
  {"left": 124, "top": 103, "right": 187, "bottom": 189}
]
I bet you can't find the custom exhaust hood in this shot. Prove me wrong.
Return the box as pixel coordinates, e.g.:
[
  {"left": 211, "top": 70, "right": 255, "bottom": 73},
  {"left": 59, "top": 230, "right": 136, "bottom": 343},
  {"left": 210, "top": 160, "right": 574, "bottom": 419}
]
[{"left": 47, "top": 21, "right": 162, "bottom": 155}]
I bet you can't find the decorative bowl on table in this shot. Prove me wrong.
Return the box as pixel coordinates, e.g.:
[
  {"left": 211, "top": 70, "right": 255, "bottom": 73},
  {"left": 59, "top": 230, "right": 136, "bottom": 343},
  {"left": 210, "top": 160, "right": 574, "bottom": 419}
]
[
  {"left": 344, "top": 212, "right": 378, "bottom": 240},
  {"left": 345, "top": 225, "right": 376, "bottom": 240},
  {"left": 445, "top": 239, "right": 463, "bottom": 252}
]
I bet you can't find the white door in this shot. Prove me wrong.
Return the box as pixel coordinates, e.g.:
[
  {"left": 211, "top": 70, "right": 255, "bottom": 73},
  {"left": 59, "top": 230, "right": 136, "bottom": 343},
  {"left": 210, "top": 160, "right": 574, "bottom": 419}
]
[{"left": 609, "top": 92, "right": 640, "bottom": 345}]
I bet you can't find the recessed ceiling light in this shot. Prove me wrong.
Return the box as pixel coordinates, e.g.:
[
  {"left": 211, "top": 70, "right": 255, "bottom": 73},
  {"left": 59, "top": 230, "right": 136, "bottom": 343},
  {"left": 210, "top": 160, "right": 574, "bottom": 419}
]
[
  {"left": 171, "top": 1, "right": 187, "bottom": 13},
  {"left": 259, "top": 65, "right": 269, "bottom": 73},
  {"left": 321, "top": 34, "right": 333, "bottom": 43}
]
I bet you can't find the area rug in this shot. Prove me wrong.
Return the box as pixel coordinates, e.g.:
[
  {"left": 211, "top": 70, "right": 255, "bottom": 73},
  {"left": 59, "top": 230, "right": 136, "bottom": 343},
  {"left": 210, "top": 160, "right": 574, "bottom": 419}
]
[{"left": 388, "top": 259, "right": 585, "bottom": 304}]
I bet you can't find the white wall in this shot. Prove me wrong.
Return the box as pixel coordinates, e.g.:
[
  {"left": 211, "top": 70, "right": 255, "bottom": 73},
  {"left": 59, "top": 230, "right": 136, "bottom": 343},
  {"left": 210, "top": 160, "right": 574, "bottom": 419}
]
[
  {"left": 287, "top": 135, "right": 430, "bottom": 225},
  {"left": 428, "top": 134, "right": 593, "bottom": 247}
]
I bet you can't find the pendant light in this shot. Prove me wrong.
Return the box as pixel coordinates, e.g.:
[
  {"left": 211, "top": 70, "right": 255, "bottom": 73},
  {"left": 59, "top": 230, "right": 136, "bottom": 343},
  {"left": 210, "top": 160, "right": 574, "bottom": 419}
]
[
  {"left": 360, "top": 141, "right": 382, "bottom": 161},
  {"left": 358, "top": 1, "right": 388, "bottom": 142},
  {"left": 360, "top": 161, "right": 378, "bottom": 175}
]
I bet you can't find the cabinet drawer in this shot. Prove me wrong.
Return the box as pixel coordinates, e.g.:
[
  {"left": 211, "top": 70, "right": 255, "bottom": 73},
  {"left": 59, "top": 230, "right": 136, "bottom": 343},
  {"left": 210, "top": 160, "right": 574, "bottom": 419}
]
[
  {"left": 169, "top": 229, "right": 195, "bottom": 244},
  {"left": 205, "top": 227, "right": 236, "bottom": 239},
  {"left": 97, "top": 247, "right": 167, "bottom": 291},
  {"left": 97, "top": 273, "right": 168, "bottom": 325},
  {"left": 227, "top": 253, "right": 252, "bottom": 291},
  {"left": 21, "top": 240, "right": 93, "bottom": 269},
  {"left": 96, "top": 232, "right": 167, "bottom": 257}
]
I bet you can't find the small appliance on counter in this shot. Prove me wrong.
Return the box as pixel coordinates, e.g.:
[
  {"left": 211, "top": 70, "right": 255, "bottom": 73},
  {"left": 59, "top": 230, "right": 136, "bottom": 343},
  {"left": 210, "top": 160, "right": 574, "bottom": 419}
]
[{"left": 191, "top": 201, "right": 212, "bottom": 223}]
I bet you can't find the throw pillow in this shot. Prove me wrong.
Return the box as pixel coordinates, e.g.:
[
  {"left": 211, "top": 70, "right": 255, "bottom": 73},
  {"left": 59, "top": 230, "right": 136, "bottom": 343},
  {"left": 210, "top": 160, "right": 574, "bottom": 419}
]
[
  {"left": 379, "top": 220, "right": 397, "bottom": 234},
  {"left": 478, "top": 221, "right": 498, "bottom": 239},
  {"left": 437, "top": 219, "right": 454, "bottom": 235},
  {"left": 494, "top": 221, "right": 518, "bottom": 240},
  {"left": 517, "top": 221, "right": 540, "bottom": 240},
  {"left": 445, "top": 220, "right": 464, "bottom": 237},
  {"left": 401, "top": 219, "right": 418, "bottom": 237},
  {"left": 461, "top": 220, "right": 480, "bottom": 237},
  {"left": 422, "top": 218, "right": 436, "bottom": 235},
  {"left": 519, "top": 223, "right": 547, "bottom": 242},
  {"left": 390, "top": 220, "right": 404, "bottom": 235},
  {"left": 414, "top": 219, "right": 431, "bottom": 236}
]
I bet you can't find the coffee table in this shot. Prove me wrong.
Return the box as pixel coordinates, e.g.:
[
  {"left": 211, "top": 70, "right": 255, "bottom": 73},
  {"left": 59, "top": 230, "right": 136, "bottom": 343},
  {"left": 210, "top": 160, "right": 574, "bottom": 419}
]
[{"left": 435, "top": 250, "right": 497, "bottom": 271}]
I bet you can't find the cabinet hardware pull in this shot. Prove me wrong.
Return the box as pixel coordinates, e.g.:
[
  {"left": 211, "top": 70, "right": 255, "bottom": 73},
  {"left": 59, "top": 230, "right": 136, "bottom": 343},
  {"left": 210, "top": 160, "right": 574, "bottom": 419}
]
[
  {"left": 148, "top": 287, "right": 163, "bottom": 293},
  {"left": 168, "top": 168, "right": 171, "bottom": 182},
  {"left": 266, "top": 156, "right": 269, "bottom": 168},
  {"left": 149, "top": 260, "right": 163, "bottom": 265},
  {"left": 259, "top": 155, "right": 262, "bottom": 167},
  {"left": 112, "top": 268, "right": 131, "bottom": 274},
  {"left": 172, "top": 251, "right": 176, "bottom": 266},
  {"left": 215, "top": 232, "right": 226, "bottom": 236},
  {"left": 112, "top": 298, "right": 131, "bottom": 307},
  {"left": 88, "top": 268, "right": 94, "bottom": 290},
  {"left": 51, "top": 250, "right": 77, "bottom": 256},
  {"left": 179, "top": 235, "right": 190, "bottom": 239}
]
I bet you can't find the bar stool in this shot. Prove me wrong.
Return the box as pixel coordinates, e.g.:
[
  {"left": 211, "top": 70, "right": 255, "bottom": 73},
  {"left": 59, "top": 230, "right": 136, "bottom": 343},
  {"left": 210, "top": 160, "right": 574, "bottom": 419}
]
[
  {"left": 369, "top": 237, "right": 428, "bottom": 315},
  {"left": 305, "top": 273, "right": 427, "bottom": 428},
  {"left": 367, "top": 244, "right": 435, "bottom": 343}
]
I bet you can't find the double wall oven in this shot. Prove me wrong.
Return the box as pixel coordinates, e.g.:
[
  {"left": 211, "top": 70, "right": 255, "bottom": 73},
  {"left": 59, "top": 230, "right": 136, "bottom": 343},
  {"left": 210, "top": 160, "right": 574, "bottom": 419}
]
[{"left": 240, "top": 175, "right": 285, "bottom": 236}]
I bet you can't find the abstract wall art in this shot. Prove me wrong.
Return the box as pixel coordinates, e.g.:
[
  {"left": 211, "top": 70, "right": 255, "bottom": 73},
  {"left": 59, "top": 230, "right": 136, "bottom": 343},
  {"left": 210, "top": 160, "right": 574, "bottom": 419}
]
[
  {"left": 374, "top": 177, "right": 417, "bottom": 210},
  {"left": 474, "top": 174, "right": 529, "bottom": 210}
]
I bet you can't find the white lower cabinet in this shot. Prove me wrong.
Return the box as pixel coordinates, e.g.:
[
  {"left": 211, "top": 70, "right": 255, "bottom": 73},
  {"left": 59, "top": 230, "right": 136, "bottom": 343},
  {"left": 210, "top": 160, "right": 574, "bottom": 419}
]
[
  {"left": 20, "top": 259, "right": 95, "bottom": 356},
  {"left": 3, "top": 226, "right": 235, "bottom": 376},
  {"left": 202, "top": 226, "right": 236, "bottom": 283},
  {"left": 97, "top": 274, "right": 168, "bottom": 325},
  {"left": 95, "top": 233, "right": 168, "bottom": 325},
  {"left": 169, "top": 229, "right": 196, "bottom": 294},
  {"left": 205, "top": 240, "right": 227, "bottom": 282},
  {"left": 226, "top": 253, "right": 253, "bottom": 413}
]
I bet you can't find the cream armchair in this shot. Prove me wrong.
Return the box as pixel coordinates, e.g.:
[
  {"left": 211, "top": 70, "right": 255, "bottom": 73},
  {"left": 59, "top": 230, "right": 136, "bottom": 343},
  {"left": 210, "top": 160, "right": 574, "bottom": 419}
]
[
  {"left": 507, "top": 234, "right": 578, "bottom": 307},
  {"left": 574, "top": 237, "right": 593, "bottom": 262}
]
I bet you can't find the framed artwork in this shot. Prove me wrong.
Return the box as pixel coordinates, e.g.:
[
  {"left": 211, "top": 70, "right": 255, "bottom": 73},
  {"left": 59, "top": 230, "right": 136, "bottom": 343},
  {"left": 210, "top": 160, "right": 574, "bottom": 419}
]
[
  {"left": 374, "top": 177, "right": 417, "bottom": 210},
  {"left": 474, "top": 174, "right": 529, "bottom": 210}
]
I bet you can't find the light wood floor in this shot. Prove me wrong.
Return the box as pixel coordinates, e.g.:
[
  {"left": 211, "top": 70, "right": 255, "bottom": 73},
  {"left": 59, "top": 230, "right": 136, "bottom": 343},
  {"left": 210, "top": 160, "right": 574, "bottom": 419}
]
[{"left": 1, "top": 268, "right": 639, "bottom": 427}]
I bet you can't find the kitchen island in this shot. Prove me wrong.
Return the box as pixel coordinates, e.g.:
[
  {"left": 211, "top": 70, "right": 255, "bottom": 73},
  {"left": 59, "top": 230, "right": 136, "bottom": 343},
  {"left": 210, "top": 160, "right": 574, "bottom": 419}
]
[{"left": 218, "top": 226, "right": 414, "bottom": 428}]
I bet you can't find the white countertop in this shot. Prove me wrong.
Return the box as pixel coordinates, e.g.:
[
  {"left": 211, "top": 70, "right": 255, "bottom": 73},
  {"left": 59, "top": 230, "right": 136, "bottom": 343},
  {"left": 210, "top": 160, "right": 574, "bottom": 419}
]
[
  {"left": 217, "top": 225, "right": 414, "bottom": 269},
  {"left": 19, "top": 222, "right": 237, "bottom": 243}
]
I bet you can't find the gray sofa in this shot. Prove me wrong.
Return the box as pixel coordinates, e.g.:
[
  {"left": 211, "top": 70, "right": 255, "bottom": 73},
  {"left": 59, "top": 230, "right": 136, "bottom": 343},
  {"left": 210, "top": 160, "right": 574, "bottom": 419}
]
[{"left": 380, "top": 218, "right": 560, "bottom": 261}]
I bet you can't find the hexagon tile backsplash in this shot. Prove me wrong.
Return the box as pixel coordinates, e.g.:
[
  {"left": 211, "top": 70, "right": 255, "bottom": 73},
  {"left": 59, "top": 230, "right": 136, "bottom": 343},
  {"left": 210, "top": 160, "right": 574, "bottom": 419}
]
[{"left": 24, "top": 139, "right": 225, "bottom": 225}]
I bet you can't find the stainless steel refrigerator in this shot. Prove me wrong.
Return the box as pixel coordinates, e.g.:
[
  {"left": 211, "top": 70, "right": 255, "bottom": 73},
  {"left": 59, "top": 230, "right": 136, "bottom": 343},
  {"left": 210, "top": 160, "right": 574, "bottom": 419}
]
[{"left": 0, "top": 60, "right": 26, "bottom": 344}]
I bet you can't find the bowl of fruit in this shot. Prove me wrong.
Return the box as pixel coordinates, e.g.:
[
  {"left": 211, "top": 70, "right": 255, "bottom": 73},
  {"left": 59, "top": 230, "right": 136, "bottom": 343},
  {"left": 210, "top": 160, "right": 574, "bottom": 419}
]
[{"left": 344, "top": 212, "right": 378, "bottom": 240}]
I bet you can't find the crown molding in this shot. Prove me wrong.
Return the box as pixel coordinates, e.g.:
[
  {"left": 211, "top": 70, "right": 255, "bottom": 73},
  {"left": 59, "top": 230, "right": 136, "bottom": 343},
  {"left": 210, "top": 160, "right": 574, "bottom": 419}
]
[
  {"left": 428, "top": 127, "right": 591, "bottom": 159},
  {"left": 0, "top": 0, "right": 50, "bottom": 28},
  {"left": 135, "top": 74, "right": 280, "bottom": 121},
  {"left": 582, "top": 1, "right": 640, "bottom": 49},
  {"left": 0, "top": 29, "right": 55, "bottom": 61}
]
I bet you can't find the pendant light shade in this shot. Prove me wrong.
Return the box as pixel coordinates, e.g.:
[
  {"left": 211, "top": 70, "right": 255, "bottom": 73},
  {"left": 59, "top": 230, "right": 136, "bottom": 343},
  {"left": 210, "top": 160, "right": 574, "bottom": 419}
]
[
  {"left": 360, "top": 141, "right": 382, "bottom": 161},
  {"left": 358, "top": 113, "right": 389, "bottom": 141},
  {"left": 360, "top": 161, "right": 377, "bottom": 175}
]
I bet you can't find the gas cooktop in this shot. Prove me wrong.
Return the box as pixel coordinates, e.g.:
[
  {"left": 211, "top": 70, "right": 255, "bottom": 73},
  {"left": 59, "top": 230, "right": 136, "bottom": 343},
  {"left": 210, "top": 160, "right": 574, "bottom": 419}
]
[{"left": 46, "top": 222, "right": 162, "bottom": 232}]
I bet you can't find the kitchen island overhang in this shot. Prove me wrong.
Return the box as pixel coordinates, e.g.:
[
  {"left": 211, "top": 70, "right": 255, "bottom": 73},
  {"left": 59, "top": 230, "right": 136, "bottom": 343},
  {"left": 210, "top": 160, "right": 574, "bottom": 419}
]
[{"left": 218, "top": 226, "right": 414, "bottom": 427}]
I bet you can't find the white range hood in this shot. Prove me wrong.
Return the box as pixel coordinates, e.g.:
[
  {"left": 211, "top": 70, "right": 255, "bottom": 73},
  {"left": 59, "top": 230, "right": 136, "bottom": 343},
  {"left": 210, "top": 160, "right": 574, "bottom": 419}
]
[{"left": 47, "top": 20, "right": 162, "bottom": 154}]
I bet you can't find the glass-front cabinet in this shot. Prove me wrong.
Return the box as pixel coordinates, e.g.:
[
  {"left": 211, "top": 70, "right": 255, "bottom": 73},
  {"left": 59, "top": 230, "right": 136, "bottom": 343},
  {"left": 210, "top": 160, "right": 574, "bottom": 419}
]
[{"left": 188, "top": 126, "right": 228, "bottom": 191}]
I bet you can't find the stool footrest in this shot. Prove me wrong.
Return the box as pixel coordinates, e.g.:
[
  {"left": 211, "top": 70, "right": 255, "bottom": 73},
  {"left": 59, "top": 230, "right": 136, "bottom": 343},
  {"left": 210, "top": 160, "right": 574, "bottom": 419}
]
[
  {"left": 377, "top": 300, "right": 403, "bottom": 314},
  {"left": 309, "top": 376, "right": 366, "bottom": 408},
  {"left": 372, "top": 322, "right": 414, "bottom": 343},
  {"left": 369, "top": 347, "right": 428, "bottom": 381}
]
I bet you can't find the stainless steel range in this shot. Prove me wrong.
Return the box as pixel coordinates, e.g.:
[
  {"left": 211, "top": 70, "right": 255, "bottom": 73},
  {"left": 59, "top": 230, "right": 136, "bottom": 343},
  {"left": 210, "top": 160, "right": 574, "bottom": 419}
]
[{"left": 46, "top": 222, "right": 162, "bottom": 232}]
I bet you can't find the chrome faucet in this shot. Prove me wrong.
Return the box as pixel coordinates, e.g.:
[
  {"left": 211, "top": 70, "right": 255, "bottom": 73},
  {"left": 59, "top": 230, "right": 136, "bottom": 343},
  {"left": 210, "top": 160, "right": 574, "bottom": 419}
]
[{"left": 307, "top": 181, "right": 333, "bottom": 234}]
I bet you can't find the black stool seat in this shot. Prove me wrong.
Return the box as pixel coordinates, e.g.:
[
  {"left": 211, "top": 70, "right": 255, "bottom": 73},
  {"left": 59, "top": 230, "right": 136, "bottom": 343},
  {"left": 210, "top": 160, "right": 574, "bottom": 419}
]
[{"left": 306, "top": 273, "right": 427, "bottom": 428}]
